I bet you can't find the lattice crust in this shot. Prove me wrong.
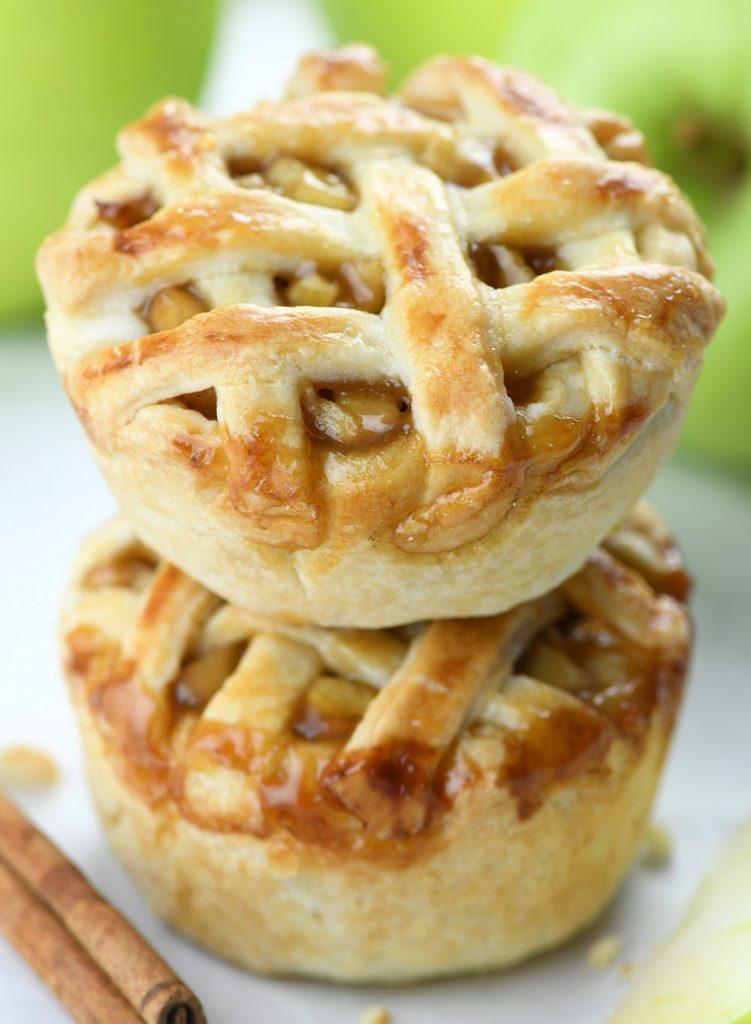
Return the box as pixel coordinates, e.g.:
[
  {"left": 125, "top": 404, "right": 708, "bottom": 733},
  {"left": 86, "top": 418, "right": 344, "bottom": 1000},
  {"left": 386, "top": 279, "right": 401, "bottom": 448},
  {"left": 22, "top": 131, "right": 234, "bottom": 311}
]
[
  {"left": 62, "top": 503, "right": 691, "bottom": 843},
  {"left": 39, "top": 46, "right": 724, "bottom": 556}
]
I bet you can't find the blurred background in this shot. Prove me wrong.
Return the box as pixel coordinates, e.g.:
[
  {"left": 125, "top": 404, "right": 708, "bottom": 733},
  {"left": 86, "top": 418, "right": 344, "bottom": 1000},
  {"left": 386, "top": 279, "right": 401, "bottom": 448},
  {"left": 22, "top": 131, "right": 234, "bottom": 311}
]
[
  {"left": 1, "top": 3, "right": 750, "bottom": 1022},
  {"left": 4, "top": 0, "right": 750, "bottom": 468}
]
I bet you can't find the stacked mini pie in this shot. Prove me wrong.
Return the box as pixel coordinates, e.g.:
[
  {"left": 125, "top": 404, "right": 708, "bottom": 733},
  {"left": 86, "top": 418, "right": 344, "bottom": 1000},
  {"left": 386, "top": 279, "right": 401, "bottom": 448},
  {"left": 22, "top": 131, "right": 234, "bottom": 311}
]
[{"left": 38, "top": 45, "right": 724, "bottom": 982}]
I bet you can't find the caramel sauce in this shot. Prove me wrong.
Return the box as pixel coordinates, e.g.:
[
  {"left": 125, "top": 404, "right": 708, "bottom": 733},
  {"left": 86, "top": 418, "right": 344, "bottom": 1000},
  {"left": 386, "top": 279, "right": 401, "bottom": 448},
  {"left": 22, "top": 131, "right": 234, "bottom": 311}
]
[
  {"left": 91, "top": 675, "right": 172, "bottom": 800},
  {"left": 255, "top": 771, "right": 367, "bottom": 851},
  {"left": 503, "top": 359, "right": 652, "bottom": 482},
  {"left": 178, "top": 720, "right": 366, "bottom": 848},
  {"left": 66, "top": 627, "right": 172, "bottom": 803},
  {"left": 291, "top": 702, "right": 359, "bottom": 745},
  {"left": 518, "top": 411, "right": 589, "bottom": 468},
  {"left": 522, "top": 617, "right": 688, "bottom": 741},
  {"left": 77, "top": 627, "right": 682, "bottom": 842},
  {"left": 302, "top": 380, "right": 412, "bottom": 451},
  {"left": 593, "top": 401, "right": 651, "bottom": 453},
  {"left": 498, "top": 702, "right": 613, "bottom": 820},
  {"left": 322, "top": 739, "right": 440, "bottom": 839},
  {"left": 187, "top": 720, "right": 257, "bottom": 773},
  {"left": 504, "top": 372, "right": 589, "bottom": 476},
  {"left": 325, "top": 740, "right": 436, "bottom": 806},
  {"left": 95, "top": 194, "right": 158, "bottom": 230},
  {"left": 566, "top": 619, "right": 687, "bottom": 736},
  {"left": 499, "top": 614, "right": 687, "bottom": 820}
]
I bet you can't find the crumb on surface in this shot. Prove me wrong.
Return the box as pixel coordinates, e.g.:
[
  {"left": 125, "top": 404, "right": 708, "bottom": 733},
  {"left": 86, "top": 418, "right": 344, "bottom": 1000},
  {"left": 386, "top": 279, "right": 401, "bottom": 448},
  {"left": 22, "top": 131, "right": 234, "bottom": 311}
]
[
  {"left": 619, "top": 960, "right": 635, "bottom": 978},
  {"left": 640, "top": 823, "right": 672, "bottom": 868},
  {"left": 0, "top": 745, "right": 59, "bottom": 788},
  {"left": 361, "top": 1007, "right": 391, "bottom": 1024},
  {"left": 588, "top": 934, "right": 621, "bottom": 969}
]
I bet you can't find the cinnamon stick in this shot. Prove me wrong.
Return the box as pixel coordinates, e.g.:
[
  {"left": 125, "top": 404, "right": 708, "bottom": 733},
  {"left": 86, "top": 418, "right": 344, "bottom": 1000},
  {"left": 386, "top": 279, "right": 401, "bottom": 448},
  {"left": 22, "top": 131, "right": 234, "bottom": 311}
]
[
  {"left": 0, "top": 789, "right": 206, "bottom": 1024},
  {"left": 0, "top": 857, "right": 144, "bottom": 1024}
]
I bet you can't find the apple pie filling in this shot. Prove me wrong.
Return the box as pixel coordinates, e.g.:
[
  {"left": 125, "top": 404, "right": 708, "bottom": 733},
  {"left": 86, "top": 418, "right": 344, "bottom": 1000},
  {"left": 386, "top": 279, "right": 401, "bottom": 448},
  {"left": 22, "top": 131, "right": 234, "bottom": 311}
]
[
  {"left": 468, "top": 241, "right": 560, "bottom": 288},
  {"left": 275, "top": 259, "right": 385, "bottom": 313},
  {"left": 302, "top": 381, "right": 412, "bottom": 450},
  {"left": 143, "top": 284, "right": 209, "bottom": 333},
  {"left": 229, "top": 154, "right": 356, "bottom": 211}
]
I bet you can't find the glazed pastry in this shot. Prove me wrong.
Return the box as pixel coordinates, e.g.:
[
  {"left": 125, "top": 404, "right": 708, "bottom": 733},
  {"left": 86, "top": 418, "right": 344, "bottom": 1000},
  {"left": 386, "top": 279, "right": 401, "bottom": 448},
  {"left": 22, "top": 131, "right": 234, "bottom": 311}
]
[
  {"left": 38, "top": 44, "right": 723, "bottom": 626},
  {"left": 62, "top": 503, "right": 691, "bottom": 981}
]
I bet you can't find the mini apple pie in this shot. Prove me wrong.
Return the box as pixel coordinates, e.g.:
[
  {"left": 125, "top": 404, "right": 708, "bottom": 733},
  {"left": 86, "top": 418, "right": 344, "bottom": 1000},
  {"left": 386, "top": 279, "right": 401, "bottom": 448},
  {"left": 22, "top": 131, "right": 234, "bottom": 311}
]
[
  {"left": 62, "top": 503, "right": 691, "bottom": 981},
  {"left": 38, "top": 44, "right": 723, "bottom": 626}
]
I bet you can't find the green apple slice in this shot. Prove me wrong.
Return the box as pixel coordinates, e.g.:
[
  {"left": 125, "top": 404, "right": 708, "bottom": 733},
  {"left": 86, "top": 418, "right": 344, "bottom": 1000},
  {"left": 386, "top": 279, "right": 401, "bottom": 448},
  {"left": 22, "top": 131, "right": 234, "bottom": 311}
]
[{"left": 610, "top": 817, "right": 751, "bottom": 1024}]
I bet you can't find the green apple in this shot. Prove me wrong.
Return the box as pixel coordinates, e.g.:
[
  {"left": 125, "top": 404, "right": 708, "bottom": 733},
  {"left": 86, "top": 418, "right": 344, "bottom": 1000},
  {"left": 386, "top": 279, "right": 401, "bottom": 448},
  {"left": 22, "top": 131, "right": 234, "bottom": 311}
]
[
  {"left": 3, "top": 0, "right": 219, "bottom": 322},
  {"left": 610, "top": 817, "right": 751, "bottom": 1023},
  {"left": 502, "top": 0, "right": 751, "bottom": 468},
  {"left": 320, "top": 0, "right": 526, "bottom": 85}
]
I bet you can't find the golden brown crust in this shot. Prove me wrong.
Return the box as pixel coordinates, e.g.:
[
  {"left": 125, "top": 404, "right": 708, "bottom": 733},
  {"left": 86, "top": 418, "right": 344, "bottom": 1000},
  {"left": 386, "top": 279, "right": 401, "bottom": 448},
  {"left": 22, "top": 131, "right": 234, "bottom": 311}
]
[
  {"left": 284, "top": 44, "right": 389, "bottom": 98},
  {"left": 579, "top": 106, "right": 653, "bottom": 165},
  {"left": 38, "top": 46, "right": 723, "bottom": 625},
  {"left": 63, "top": 506, "right": 691, "bottom": 980}
]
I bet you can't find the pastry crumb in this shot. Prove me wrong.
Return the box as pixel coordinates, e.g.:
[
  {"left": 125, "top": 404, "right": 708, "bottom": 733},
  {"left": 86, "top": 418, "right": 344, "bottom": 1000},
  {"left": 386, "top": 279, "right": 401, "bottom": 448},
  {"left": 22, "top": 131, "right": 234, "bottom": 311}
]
[
  {"left": 361, "top": 1008, "right": 391, "bottom": 1024},
  {"left": 640, "top": 823, "right": 672, "bottom": 867},
  {"left": 588, "top": 934, "right": 621, "bottom": 969},
  {"left": 0, "top": 745, "right": 59, "bottom": 788},
  {"left": 619, "top": 960, "right": 635, "bottom": 978}
]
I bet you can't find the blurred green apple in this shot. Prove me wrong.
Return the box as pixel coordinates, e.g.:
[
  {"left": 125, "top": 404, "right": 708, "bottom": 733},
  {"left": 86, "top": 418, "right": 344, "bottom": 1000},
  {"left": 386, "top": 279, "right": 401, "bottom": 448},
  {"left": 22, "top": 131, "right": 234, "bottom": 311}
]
[
  {"left": 4, "top": 0, "right": 219, "bottom": 322},
  {"left": 610, "top": 816, "right": 751, "bottom": 1023},
  {"left": 503, "top": 0, "right": 751, "bottom": 468},
  {"left": 320, "top": 0, "right": 525, "bottom": 84}
]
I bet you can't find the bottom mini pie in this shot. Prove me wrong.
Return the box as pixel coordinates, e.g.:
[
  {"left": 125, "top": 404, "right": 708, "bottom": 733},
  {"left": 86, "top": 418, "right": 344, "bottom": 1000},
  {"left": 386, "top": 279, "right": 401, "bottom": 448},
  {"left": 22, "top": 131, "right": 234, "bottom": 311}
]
[{"left": 62, "top": 504, "right": 691, "bottom": 983}]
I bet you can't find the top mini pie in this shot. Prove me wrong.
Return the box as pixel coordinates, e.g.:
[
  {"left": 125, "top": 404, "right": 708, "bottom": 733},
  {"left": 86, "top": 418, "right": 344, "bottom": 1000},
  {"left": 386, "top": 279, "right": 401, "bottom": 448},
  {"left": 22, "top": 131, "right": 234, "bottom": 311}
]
[{"left": 37, "top": 44, "right": 724, "bottom": 627}]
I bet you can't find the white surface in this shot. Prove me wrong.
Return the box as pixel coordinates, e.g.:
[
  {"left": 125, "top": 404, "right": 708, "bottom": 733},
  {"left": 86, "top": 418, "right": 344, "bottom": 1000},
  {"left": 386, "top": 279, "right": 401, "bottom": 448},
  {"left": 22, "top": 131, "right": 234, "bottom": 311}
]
[{"left": 2, "top": 2, "right": 751, "bottom": 1021}]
